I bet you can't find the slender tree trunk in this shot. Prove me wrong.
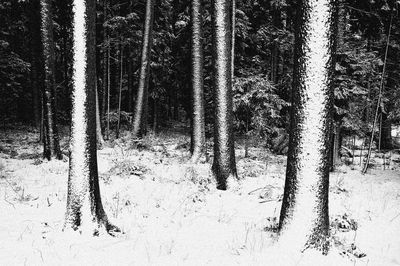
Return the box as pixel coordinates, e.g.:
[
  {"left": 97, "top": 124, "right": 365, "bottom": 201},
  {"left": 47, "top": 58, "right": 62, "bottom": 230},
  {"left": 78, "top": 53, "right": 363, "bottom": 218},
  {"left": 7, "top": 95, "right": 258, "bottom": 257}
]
[
  {"left": 65, "top": 0, "right": 118, "bottom": 235},
  {"left": 332, "top": 122, "right": 341, "bottom": 169},
  {"left": 127, "top": 45, "right": 134, "bottom": 113},
  {"left": 40, "top": 0, "right": 62, "bottom": 160},
  {"left": 190, "top": 0, "right": 206, "bottom": 163},
  {"left": 211, "top": 0, "right": 238, "bottom": 190},
  {"left": 231, "top": 0, "right": 235, "bottom": 81},
  {"left": 116, "top": 44, "right": 123, "bottom": 139},
  {"left": 96, "top": 81, "right": 105, "bottom": 148},
  {"left": 101, "top": 0, "right": 108, "bottom": 128},
  {"left": 131, "top": 0, "right": 155, "bottom": 138},
  {"left": 106, "top": 47, "right": 111, "bottom": 140},
  {"left": 278, "top": 0, "right": 337, "bottom": 253}
]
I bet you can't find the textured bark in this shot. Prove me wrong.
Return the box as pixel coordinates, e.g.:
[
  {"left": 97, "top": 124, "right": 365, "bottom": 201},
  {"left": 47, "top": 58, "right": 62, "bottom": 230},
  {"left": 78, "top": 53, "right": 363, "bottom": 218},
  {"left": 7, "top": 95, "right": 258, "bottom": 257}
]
[
  {"left": 211, "top": 0, "right": 238, "bottom": 190},
  {"left": 190, "top": 0, "right": 206, "bottom": 163},
  {"left": 40, "top": 0, "right": 62, "bottom": 160},
  {"left": 65, "top": 0, "right": 118, "bottom": 235},
  {"left": 131, "top": 0, "right": 155, "bottom": 138},
  {"left": 278, "top": 0, "right": 337, "bottom": 253}
]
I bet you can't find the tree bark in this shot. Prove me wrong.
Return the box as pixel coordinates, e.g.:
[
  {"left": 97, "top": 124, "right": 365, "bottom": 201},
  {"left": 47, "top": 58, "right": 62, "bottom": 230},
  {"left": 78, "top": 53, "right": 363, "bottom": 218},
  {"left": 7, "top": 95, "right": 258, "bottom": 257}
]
[
  {"left": 65, "top": 0, "right": 118, "bottom": 235},
  {"left": 211, "top": 0, "right": 238, "bottom": 190},
  {"left": 131, "top": 0, "right": 155, "bottom": 138},
  {"left": 278, "top": 0, "right": 337, "bottom": 253},
  {"left": 40, "top": 0, "right": 62, "bottom": 160},
  {"left": 190, "top": 0, "right": 206, "bottom": 163}
]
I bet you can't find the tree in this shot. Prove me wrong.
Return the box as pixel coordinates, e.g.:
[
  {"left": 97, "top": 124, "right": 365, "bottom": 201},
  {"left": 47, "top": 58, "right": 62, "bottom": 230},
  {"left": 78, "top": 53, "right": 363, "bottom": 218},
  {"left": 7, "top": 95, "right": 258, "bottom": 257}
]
[
  {"left": 278, "top": 0, "right": 337, "bottom": 253},
  {"left": 190, "top": 0, "right": 206, "bottom": 163},
  {"left": 131, "top": 0, "right": 155, "bottom": 138},
  {"left": 211, "top": 0, "right": 238, "bottom": 190},
  {"left": 65, "top": 0, "right": 118, "bottom": 235},
  {"left": 40, "top": 0, "right": 62, "bottom": 160}
]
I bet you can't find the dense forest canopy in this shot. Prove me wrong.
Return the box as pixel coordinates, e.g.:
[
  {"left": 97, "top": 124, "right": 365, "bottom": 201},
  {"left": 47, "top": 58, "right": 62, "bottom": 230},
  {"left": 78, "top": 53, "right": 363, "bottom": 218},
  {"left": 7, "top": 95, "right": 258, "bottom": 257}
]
[{"left": 0, "top": 0, "right": 399, "bottom": 147}]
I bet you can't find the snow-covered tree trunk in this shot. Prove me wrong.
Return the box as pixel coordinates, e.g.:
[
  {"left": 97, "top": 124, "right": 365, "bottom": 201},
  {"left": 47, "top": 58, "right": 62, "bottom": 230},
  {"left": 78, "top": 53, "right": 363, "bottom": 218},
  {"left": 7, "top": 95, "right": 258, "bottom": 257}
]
[
  {"left": 278, "top": 0, "right": 337, "bottom": 253},
  {"left": 65, "top": 0, "right": 118, "bottom": 235},
  {"left": 40, "top": 0, "right": 62, "bottom": 160},
  {"left": 211, "top": 0, "right": 238, "bottom": 190},
  {"left": 190, "top": 0, "right": 206, "bottom": 163},
  {"left": 131, "top": 0, "right": 155, "bottom": 138}
]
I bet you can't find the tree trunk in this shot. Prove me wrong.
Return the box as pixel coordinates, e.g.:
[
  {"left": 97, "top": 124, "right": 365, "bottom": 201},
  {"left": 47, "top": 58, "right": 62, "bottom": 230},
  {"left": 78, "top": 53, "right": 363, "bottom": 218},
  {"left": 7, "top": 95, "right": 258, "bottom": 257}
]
[
  {"left": 278, "top": 0, "right": 337, "bottom": 253},
  {"left": 40, "top": 0, "right": 62, "bottom": 160},
  {"left": 96, "top": 81, "right": 105, "bottom": 148},
  {"left": 116, "top": 44, "right": 123, "bottom": 139},
  {"left": 127, "top": 45, "right": 134, "bottom": 113},
  {"left": 65, "top": 0, "right": 118, "bottom": 235},
  {"left": 101, "top": 0, "right": 108, "bottom": 128},
  {"left": 190, "top": 0, "right": 206, "bottom": 163},
  {"left": 331, "top": 122, "right": 341, "bottom": 170},
  {"left": 131, "top": 0, "right": 155, "bottom": 138},
  {"left": 106, "top": 46, "right": 111, "bottom": 140},
  {"left": 211, "top": 0, "right": 238, "bottom": 190}
]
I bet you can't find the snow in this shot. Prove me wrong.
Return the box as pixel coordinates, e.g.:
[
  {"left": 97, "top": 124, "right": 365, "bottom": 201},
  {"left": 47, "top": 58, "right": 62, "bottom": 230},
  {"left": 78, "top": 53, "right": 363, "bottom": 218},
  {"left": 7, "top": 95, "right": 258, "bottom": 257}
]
[{"left": 1, "top": 128, "right": 400, "bottom": 265}]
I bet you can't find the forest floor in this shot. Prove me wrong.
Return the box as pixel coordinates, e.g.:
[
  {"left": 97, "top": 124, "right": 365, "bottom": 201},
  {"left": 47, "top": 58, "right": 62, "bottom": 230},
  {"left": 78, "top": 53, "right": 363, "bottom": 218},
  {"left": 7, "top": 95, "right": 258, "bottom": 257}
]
[{"left": 1, "top": 125, "right": 400, "bottom": 266}]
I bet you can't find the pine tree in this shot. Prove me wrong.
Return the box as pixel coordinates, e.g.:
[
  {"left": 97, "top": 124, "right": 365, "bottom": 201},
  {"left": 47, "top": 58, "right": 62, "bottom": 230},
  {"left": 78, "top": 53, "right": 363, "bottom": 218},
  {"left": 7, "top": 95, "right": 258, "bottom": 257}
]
[
  {"left": 211, "top": 0, "right": 238, "bottom": 190},
  {"left": 65, "top": 0, "right": 118, "bottom": 235},
  {"left": 40, "top": 0, "right": 62, "bottom": 160},
  {"left": 190, "top": 0, "right": 206, "bottom": 163},
  {"left": 278, "top": 0, "right": 337, "bottom": 253},
  {"left": 131, "top": 0, "right": 155, "bottom": 138}
]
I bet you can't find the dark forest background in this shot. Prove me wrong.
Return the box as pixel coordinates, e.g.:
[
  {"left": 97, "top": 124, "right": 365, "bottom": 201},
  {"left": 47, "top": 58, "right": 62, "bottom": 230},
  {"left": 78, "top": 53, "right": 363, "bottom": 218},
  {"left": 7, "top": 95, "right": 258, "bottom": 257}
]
[{"left": 1, "top": 0, "right": 399, "bottom": 151}]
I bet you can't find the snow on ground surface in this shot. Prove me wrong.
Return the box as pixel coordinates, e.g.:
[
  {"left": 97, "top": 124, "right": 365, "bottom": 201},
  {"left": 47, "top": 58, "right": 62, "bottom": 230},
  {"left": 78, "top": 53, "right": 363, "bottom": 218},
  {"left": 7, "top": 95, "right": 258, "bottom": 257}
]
[{"left": 1, "top": 126, "right": 400, "bottom": 265}]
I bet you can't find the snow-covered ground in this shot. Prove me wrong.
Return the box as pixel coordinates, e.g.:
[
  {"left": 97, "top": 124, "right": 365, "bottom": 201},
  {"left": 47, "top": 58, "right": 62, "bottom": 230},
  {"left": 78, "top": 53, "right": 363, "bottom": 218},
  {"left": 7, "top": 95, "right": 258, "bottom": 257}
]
[{"left": 0, "top": 128, "right": 399, "bottom": 265}]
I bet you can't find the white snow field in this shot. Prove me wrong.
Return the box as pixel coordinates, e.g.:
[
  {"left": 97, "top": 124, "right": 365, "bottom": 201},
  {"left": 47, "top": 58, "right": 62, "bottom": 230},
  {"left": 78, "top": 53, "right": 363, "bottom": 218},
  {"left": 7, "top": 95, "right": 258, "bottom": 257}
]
[{"left": 1, "top": 128, "right": 399, "bottom": 265}]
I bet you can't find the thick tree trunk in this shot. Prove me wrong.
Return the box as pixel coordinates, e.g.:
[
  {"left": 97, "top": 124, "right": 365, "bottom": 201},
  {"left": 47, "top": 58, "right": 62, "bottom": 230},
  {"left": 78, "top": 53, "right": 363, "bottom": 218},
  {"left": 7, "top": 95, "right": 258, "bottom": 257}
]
[
  {"left": 190, "top": 0, "right": 206, "bottom": 163},
  {"left": 40, "top": 0, "right": 62, "bottom": 160},
  {"left": 211, "top": 0, "right": 238, "bottom": 190},
  {"left": 131, "top": 0, "right": 155, "bottom": 138},
  {"left": 65, "top": 0, "right": 118, "bottom": 235},
  {"left": 278, "top": 0, "right": 337, "bottom": 253}
]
